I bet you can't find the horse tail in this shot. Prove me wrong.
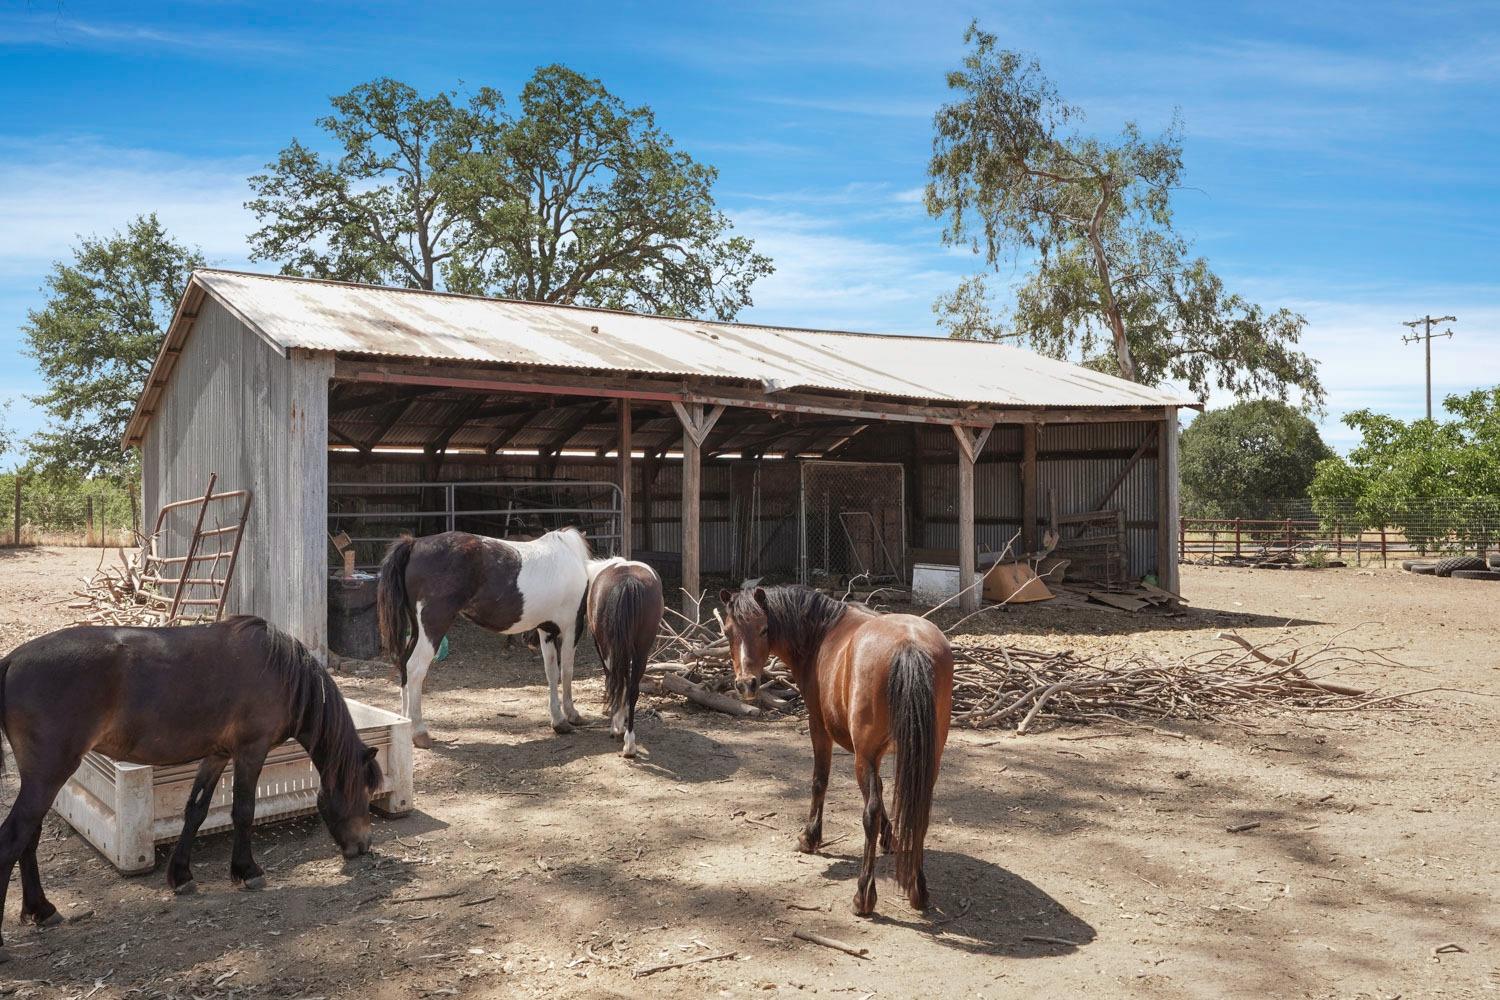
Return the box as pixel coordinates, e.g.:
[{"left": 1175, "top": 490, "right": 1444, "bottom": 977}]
[
  {"left": 594, "top": 575, "right": 644, "bottom": 718},
  {"left": 377, "top": 536, "right": 417, "bottom": 686},
  {"left": 887, "top": 642, "right": 938, "bottom": 899}
]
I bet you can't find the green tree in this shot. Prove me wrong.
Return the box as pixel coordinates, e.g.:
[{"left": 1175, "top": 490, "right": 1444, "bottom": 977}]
[
  {"left": 1310, "top": 388, "right": 1500, "bottom": 550},
  {"left": 247, "top": 78, "right": 500, "bottom": 290},
  {"left": 248, "top": 69, "right": 773, "bottom": 320},
  {"left": 1179, "top": 400, "right": 1334, "bottom": 519},
  {"left": 23, "top": 214, "right": 204, "bottom": 478},
  {"left": 925, "top": 23, "right": 1323, "bottom": 406}
]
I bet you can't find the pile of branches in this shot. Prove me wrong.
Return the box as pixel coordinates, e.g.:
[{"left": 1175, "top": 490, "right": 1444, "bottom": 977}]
[
  {"left": 66, "top": 540, "right": 172, "bottom": 627},
  {"left": 642, "top": 588, "right": 1437, "bottom": 733},
  {"left": 953, "top": 629, "right": 1433, "bottom": 732},
  {"left": 643, "top": 600, "right": 802, "bottom": 719}
]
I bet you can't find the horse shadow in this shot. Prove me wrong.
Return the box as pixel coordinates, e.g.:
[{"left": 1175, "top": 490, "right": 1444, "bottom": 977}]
[{"left": 815, "top": 848, "right": 1096, "bottom": 958}]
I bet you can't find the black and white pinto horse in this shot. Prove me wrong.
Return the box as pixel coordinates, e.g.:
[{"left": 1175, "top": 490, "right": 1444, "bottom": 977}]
[
  {"left": 378, "top": 528, "right": 593, "bottom": 747},
  {"left": 585, "top": 557, "right": 664, "bottom": 758}
]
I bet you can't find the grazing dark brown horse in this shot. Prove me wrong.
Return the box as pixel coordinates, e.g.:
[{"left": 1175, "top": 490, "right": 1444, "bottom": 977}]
[
  {"left": 0, "top": 617, "right": 381, "bottom": 960},
  {"left": 586, "top": 557, "right": 665, "bottom": 758},
  {"left": 720, "top": 585, "right": 953, "bottom": 916}
]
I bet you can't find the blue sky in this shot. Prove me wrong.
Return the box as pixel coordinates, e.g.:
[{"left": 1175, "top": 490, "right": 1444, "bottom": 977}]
[{"left": 2, "top": 0, "right": 1497, "bottom": 464}]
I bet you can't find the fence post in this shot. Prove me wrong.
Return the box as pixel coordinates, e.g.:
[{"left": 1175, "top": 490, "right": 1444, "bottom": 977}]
[
  {"left": 1335, "top": 519, "right": 1342, "bottom": 559},
  {"left": 86, "top": 496, "right": 95, "bottom": 547},
  {"left": 12, "top": 476, "right": 19, "bottom": 546},
  {"left": 1380, "top": 527, "right": 1388, "bottom": 568},
  {"left": 1285, "top": 518, "right": 1293, "bottom": 555},
  {"left": 1234, "top": 518, "right": 1242, "bottom": 559}
]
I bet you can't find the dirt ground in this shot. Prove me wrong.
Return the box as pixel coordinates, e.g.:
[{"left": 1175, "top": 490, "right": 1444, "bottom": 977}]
[{"left": 0, "top": 545, "right": 1496, "bottom": 1000}]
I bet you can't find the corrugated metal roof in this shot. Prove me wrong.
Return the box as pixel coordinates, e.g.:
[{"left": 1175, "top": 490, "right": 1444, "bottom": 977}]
[{"left": 191, "top": 269, "right": 1194, "bottom": 410}]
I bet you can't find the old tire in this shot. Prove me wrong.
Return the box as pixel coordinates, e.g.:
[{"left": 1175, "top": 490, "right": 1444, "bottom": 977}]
[
  {"left": 1450, "top": 569, "right": 1500, "bottom": 581},
  {"left": 1402, "top": 560, "right": 1435, "bottom": 572},
  {"left": 1433, "top": 555, "right": 1487, "bottom": 577},
  {"left": 1489, "top": 554, "right": 1500, "bottom": 570},
  {"left": 1409, "top": 563, "right": 1439, "bottom": 575}
]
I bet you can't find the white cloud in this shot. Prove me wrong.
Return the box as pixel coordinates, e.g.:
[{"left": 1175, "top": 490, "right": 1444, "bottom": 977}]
[
  {"left": 0, "top": 12, "right": 301, "bottom": 56},
  {"left": 729, "top": 205, "right": 962, "bottom": 334},
  {"left": 0, "top": 137, "right": 258, "bottom": 277}
]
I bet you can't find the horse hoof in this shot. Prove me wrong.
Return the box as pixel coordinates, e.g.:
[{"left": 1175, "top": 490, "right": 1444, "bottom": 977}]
[
  {"left": 0, "top": 947, "right": 9, "bottom": 964},
  {"left": 37, "top": 910, "right": 65, "bottom": 928},
  {"left": 241, "top": 876, "right": 266, "bottom": 891},
  {"left": 551, "top": 720, "right": 574, "bottom": 735},
  {"left": 796, "top": 836, "right": 819, "bottom": 854},
  {"left": 173, "top": 880, "right": 197, "bottom": 896},
  {"left": 412, "top": 732, "right": 434, "bottom": 749}
]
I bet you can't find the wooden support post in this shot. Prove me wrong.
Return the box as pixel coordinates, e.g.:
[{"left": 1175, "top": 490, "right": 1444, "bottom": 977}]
[
  {"left": 616, "top": 399, "right": 632, "bottom": 559},
  {"left": 12, "top": 475, "right": 20, "bottom": 546},
  {"left": 641, "top": 451, "right": 659, "bottom": 552},
  {"left": 674, "top": 402, "right": 725, "bottom": 617},
  {"left": 1021, "top": 423, "right": 1038, "bottom": 553},
  {"left": 1235, "top": 518, "right": 1242, "bottom": 559},
  {"left": 1156, "top": 409, "right": 1181, "bottom": 593},
  {"left": 951, "top": 423, "right": 993, "bottom": 614}
]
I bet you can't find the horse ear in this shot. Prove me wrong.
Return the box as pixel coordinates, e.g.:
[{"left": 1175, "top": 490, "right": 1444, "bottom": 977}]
[
  {"left": 364, "top": 745, "right": 379, "bottom": 762},
  {"left": 718, "top": 588, "right": 733, "bottom": 605},
  {"left": 753, "top": 587, "right": 769, "bottom": 610}
]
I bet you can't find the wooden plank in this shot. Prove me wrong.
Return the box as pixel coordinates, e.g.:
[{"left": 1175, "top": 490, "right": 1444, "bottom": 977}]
[
  {"left": 1021, "top": 423, "right": 1038, "bottom": 552},
  {"left": 1157, "top": 410, "right": 1181, "bottom": 594},
  {"left": 678, "top": 404, "right": 704, "bottom": 616},
  {"left": 951, "top": 424, "right": 991, "bottom": 614},
  {"left": 333, "top": 359, "right": 1174, "bottom": 430},
  {"left": 617, "top": 399, "right": 632, "bottom": 558},
  {"left": 1092, "top": 426, "right": 1157, "bottom": 511},
  {"left": 1088, "top": 591, "right": 1148, "bottom": 612}
]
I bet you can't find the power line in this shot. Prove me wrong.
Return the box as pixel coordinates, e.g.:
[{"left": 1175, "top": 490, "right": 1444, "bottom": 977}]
[{"left": 1401, "top": 314, "right": 1456, "bottom": 421}]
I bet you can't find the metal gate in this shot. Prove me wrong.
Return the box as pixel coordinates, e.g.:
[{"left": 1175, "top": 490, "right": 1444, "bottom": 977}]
[
  {"left": 328, "top": 480, "right": 623, "bottom": 569},
  {"left": 798, "top": 461, "right": 905, "bottom": 585}
]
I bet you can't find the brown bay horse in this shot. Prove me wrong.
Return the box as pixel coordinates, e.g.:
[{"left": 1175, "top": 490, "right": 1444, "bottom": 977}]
[
  {"left": 586, "top": 557, "right": 665, "bottom": 758},
  {"left": 720, "top": 585, "right": 953, "bottom": 916},
  {"left": 0, "top": 617, "right": 381, "bottom": 960}
]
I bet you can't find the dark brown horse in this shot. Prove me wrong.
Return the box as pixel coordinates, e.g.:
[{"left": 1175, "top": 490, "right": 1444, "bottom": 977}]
[
  {"left": 720, "top": 585, "right": 953, "bottom": 916},
  {"left": 0, "top": 617, "right": 381, "bottom": 960},
  {"left": 586, "top": 557, "right": 664, "bottom": 758}
]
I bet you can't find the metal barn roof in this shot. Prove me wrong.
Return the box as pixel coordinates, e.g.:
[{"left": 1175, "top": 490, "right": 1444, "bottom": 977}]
[{"left": 201, "top": 269, "right": 1189, "bottom": 406}]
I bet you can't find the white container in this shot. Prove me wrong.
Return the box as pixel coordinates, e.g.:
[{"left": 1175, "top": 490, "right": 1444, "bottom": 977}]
[
  {"left": 49, "top": 700, "right": 414, "bottom": 874},
  {"left": 911, "top": 562, "right": 961, "bottom": 605}
]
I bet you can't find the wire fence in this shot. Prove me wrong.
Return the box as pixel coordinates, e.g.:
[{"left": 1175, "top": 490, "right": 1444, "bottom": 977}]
[{"left": 0, "top": 473, "right": 140, "bottom": 548}]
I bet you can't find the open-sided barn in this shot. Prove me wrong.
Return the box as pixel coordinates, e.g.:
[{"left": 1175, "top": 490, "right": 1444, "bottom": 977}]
[{"left": 124, "top": 269, "right": 1194, "bottom": 659}]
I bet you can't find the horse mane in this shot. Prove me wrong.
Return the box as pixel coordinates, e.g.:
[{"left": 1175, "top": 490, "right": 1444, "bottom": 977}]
[
  {"left": 728, "top": 584, "right": 849, "bottom": 669},
  {"left": 228, "top": 617, "right": 380, "bottom": 805},
  {"left": 554, "top": 526, "right": 594, "bottom": 562}
]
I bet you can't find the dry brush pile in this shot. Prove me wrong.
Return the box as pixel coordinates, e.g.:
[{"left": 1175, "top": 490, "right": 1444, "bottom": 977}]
[{"left": 649, "top": 595, "right": 1442, "bottom": 733}]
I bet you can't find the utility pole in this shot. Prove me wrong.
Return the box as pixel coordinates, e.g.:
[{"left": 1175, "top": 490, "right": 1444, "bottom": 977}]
[{"left": 1401, "top": 314, "right": 1456, "bottom": 421}]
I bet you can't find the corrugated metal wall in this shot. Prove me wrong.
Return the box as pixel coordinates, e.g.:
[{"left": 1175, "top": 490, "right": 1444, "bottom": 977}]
[
  {"left": 142, "top": 295, "right": 332, "bottom": 657},
  {"left": 855, "top": 421, "right": 1162, "bottom": 578},
  {"left": 330, "top": 417, "right": 1167, "bottom": 586}
]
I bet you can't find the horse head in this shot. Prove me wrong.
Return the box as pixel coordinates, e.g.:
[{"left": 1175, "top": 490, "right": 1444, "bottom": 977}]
[{"left": 719, "top": 587, "right": 773, "bottom": 701}]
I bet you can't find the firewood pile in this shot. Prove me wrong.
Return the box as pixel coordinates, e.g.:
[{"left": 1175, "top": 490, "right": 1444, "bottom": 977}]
[
  {"left": 643, "top": 589, "right": 1438, "bottom": 733},
  {"left": 66, "top": 540, "right": 173, "bottom": 626},
  {"left": 951, "top": 629, "right": 1433, "bottom": 732}
]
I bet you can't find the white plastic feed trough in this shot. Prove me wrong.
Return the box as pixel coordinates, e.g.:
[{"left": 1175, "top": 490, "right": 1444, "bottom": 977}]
[{"left": 49, "top": 700, "right": 414, "bottom": 874}]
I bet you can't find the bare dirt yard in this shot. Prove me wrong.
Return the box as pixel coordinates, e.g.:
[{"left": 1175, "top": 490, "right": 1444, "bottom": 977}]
[{"left": 1, "top": 545, "right": 1496, "bottom": 999}]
